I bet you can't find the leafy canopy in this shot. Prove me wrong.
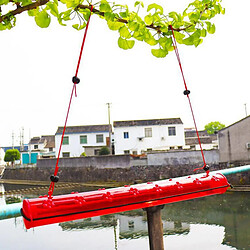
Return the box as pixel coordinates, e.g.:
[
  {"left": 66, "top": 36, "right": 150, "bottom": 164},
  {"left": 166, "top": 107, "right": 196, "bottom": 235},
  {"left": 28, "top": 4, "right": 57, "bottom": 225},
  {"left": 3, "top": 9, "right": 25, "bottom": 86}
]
[
  {"left": 0, "top": 0, "right": 225, "bottom": 57},
  {"left": 4, "top": 149, "right": 21, "bottom": 164},
  {"left": 99, "top": 146, "right": 110, "bottom": 155},
  {"left": 204, "top": 121, "right": 225, "bottom": 134}
]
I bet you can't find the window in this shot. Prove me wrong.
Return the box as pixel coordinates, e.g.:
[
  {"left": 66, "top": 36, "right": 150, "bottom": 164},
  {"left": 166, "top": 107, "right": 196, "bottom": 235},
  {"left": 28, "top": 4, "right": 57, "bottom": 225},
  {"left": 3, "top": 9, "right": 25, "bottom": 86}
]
[
  {"left": 80, "top": 135, "right": 87, "bottom": 144},
  {"left": 62, "top": 136, "right": 69, "bottom": 145},
  {"left": 62, "top": 152, "right": 70, "bottom": 157},
  {"left": 34, "top": 145, "right": 38, "bottom": 149},
  {"left": 168, "top": 127, "right": 176, "bottom": 136},
  {"left": 124, "top": 132, "right": 129, "bottom": 139},
  {"left": 124, "top": 150, "right": 130, "bottom": 154},
  {"left": 96, "top": 134, "right": 104, "bottom": 143},
  {"left": 145, "top": 128, "right": 152, "bottom": 137}
]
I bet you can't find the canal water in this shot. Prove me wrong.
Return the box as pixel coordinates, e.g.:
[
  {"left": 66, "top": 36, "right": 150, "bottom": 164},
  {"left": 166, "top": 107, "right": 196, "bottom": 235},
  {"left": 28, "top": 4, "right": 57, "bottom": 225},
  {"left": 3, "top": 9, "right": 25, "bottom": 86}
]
[{"left": 0, "top": 184, "right": 249, "bottom": 250}]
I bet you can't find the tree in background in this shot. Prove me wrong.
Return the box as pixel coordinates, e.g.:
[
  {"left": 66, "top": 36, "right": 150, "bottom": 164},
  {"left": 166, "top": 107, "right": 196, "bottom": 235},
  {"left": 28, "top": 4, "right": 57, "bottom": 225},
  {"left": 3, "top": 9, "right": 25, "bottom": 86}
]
[
  {"left": 204, "top": 121, "right": 225, "bottom": 134},
  {"left": 4, "top": 149, "right": 21, "bottom": 166},
  {"left": 0, "top": 0, "right": 225, "bottom": 58},
  {"left": 99, "top": 146, "right": 110, "bottom": 155}
]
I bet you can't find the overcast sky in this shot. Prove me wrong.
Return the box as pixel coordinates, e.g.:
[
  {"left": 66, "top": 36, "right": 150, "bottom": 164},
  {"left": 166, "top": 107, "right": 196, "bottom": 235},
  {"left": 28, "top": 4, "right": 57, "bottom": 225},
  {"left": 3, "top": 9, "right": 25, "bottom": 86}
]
[{"left": 0, "top": 0, "right": 249, "bottom": 146}]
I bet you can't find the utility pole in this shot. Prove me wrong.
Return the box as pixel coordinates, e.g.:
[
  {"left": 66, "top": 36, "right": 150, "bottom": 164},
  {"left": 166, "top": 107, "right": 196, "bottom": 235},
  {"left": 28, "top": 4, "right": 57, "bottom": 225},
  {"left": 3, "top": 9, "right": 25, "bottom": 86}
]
[
  {"left": 106, "top": 103, "right": 112, "bottom": 154},
  {"left": 12, "top": 131, "right": 15, "bottom": 149},
  {"left": 244, "top": 103, "right": 248, "bottom": 117},
  {"left": 20, "top": 127, "right": 24, "bottom": 152}
]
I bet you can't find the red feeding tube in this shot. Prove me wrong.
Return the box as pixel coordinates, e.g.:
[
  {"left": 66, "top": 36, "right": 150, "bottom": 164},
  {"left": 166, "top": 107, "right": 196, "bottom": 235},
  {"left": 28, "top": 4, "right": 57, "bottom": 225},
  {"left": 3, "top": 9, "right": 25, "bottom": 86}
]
[{"left": 21, "top": 173, "right": 230, "bottom": 229}]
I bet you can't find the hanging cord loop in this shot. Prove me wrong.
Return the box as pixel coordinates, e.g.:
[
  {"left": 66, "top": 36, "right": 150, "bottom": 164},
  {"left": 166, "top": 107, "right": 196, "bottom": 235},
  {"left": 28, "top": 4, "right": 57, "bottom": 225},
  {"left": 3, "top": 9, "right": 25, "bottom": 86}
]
[
  {"left": 48, "top": 5, "right": 94, "bottom": 198},
  {"left": 169, "top": 25, "right": 209, "bottom": 175}
]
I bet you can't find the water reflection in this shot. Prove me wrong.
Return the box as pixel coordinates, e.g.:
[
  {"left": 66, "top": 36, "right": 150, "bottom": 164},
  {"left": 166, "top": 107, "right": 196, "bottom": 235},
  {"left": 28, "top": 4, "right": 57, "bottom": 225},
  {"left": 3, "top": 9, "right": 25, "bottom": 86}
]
[{"left": 0, "top": 183, "right": 249, "bottom": 250}]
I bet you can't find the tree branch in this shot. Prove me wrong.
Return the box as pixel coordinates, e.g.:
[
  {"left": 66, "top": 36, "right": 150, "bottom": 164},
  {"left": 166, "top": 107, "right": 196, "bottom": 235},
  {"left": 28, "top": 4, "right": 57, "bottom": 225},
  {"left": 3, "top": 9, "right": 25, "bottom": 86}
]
[
  {"left": 0, "top": 0, "right": 49, "bottom": 23},
  {"left": 77, "top": 4, "right": 191, "bottom": 34}
]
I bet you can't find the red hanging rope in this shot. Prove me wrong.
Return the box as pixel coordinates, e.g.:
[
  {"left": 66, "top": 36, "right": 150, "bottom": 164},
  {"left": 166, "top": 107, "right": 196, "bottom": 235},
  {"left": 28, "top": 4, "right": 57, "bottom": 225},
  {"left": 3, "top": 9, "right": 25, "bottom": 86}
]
[
  {"left": 169, "top": 25, "right": 209, "bottom": 175},
  {"left": 48, "top": 5, "right": 94, "bottom": 197}
]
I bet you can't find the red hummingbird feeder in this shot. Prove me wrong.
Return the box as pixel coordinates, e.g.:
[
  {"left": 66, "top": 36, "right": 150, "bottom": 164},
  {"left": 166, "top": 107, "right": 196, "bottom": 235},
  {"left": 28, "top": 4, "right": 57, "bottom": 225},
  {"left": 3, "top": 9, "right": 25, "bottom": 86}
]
[{"left": 21, "top": 172, "right": 230, "bottom": 229}]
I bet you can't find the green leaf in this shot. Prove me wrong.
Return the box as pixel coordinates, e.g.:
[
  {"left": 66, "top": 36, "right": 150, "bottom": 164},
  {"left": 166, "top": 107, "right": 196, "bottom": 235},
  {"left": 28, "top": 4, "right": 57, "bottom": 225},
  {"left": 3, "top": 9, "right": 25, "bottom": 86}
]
[
  {"left": 0, "top": 23, "right": 7, "bottom": 31},
  {"left": 104, "top": 12, "right": 115, "bottom": 21},
  {"left": 174, "top": 32, "right": 185, "bottom": 44},
  {"left": 193, "top": 38, "right": 203, "bottom": 47},
  {"left": 35, "top": 10, "right": 51, "bottom": 28},
  {"left": 61, "top": 9, "right": 72, "bottom": 21},
  {"left": 188, "top": 12, "right": 200, "bottom": 22},
  {"left": 0, "top": 0, "right": 8, "bottom": 5},
  {"left": 119, "top": 11, "right": 128, "bottom": 18},
  {"left": 169, "top": 12, "right": 179, "bottom": 21},
  {"left": 133, "top": 30, "right": 145, "bottom": 41},
  {"left": 107, "top": 20, "right": 124, "bottom": 31},
  {"left": 144, "top": 31, "right": 157, "bottom": 46},
  {"left": 207, "top": 23, "right": 215, "bottom": 34},
  {"left": 134, "top": 1, "right": 144, "bottom": 8},
  {"left": 28, "top": 9, "right": 38, "bottom": 17},
  {"left": 147, "top": 3, "right": 163, "bottom": 15},
  {"left": 119, "top": 26, "right": 132, "bottom": 39},
  {"left": 200, "top": 29, "right": 207, "bottom": 37},
  {"left": 158, "top": 37, "right": 173, "bottom": 50},
  {"left": 47, "top": 2, "right": 59, "bottom": 17},
  {"left": 61, "top": 0, "right": 79, "bottom": 9},
  {"left": 144, "top": 14, "right": 153, "bottom": 25},
  {"left": 79, "top": 8, "right": 91, "bottom": 21},
  {"left": 118, "top": 37, "right": 135, "bottom": 50},
  {"left": 100, "top": 1, "right": 112, "bottom": 12},
  {"left": 72, "top": 22, "right": 86, "bottom": 30},
  {"left": 128, "top": 21, "right": 139, "bottom": 31},
  {"left": 151, "top": 48, "right": 168, "bottom": 58},
  {"left": 182, "top": 36, "right": 194, "bottom": 45}
]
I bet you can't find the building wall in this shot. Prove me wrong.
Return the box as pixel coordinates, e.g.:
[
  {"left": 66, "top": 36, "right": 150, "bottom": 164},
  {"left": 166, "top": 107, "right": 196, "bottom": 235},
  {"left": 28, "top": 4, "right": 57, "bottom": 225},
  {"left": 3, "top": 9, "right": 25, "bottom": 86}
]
[
  {"left": 148, "top": 150, "right": 219, "bottom": 166},
  {"left": 114, "top": 124, "right": 185, "bottom": 155},
  {"left": 29, "top": 142, "right": 45, "bottom": 151},
  {"left": 218, "top": 116, "right": 250, "bottom": 163},
  {"left": 37, "top": 154, "right": 131, "bottom": 169},
  {"left": 55, "top": 131, "right": 109, "bottom": 157}
]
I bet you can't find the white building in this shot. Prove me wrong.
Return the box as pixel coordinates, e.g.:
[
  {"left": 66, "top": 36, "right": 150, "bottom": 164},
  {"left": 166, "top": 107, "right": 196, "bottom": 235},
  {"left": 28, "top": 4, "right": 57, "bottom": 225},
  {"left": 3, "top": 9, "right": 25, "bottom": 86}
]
[
  {"left": 55, "top": 124, "right": 111, "bottom": 157},
  {"left": 113, "top": 118, "right": 185, "bottom": 155}
]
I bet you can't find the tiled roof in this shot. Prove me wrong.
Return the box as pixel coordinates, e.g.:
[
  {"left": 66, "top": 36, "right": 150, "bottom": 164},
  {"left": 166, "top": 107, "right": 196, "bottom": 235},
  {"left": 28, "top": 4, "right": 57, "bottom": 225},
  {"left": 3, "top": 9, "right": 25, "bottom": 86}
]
[
  {"left": 30, "top": 137, "right": 45, "bottom": 144},
  {"left": 113, "top": 118, "right": 183, "bottom": 127},
  {"left": 56, "top": 125, "right": 111, "bottom": 134},
  {"left": 185, "top": 137, "right": 213, "bottom": 145},
  {"left": 42, "top": 135, "right": 55, "bottom": 148}
]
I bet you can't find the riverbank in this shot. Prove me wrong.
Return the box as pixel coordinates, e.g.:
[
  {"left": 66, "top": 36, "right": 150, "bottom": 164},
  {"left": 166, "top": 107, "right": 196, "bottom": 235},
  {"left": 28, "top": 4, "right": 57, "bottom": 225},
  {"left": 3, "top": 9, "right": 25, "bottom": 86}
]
[{"left": 1, "top": 179, "right": 249, "bottom": 196}]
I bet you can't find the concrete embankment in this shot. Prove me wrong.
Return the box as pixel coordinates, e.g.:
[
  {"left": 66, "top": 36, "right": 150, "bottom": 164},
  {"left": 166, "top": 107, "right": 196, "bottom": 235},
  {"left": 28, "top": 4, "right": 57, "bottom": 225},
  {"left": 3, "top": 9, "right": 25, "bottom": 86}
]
[{"left": 2, "top": 156, "right": 249, "bottom": 187}]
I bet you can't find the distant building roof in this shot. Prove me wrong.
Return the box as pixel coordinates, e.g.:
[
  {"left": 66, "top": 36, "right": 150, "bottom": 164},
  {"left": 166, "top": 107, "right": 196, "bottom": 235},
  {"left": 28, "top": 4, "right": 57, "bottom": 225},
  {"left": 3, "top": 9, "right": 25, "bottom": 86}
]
[
  {"left": 30, "top": 137, "right": 45, "bottom": 144},
  {"left": 42, "top": 135, "right": 55, "bottom": 148},
  {"left": 113, "top": 118, "right": 183, "bottom": 128},
  {"left": 29, "top": 135, "right": 55, "bottom": 149},
  {"left": 184, "top": 130, "right": 217, "bottom": 145},
  {"left": 55, "top": 125, "right": 111, "bottom": 134}
]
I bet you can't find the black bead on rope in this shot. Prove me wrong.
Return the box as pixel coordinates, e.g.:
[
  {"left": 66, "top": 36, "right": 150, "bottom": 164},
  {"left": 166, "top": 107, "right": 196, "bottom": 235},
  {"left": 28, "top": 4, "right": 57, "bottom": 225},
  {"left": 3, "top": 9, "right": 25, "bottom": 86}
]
[
  {"left": 72, "top": 76, "right": 80, "bottom": 84},
  {"left": 203, "top": 164, "right": 210, "bottom": 172},
  {"left": 50, "top": 175, "right": 59, "bottom": 183},
  {"left": 183, "top": 89, "right": 190, "bottom": 95}
]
